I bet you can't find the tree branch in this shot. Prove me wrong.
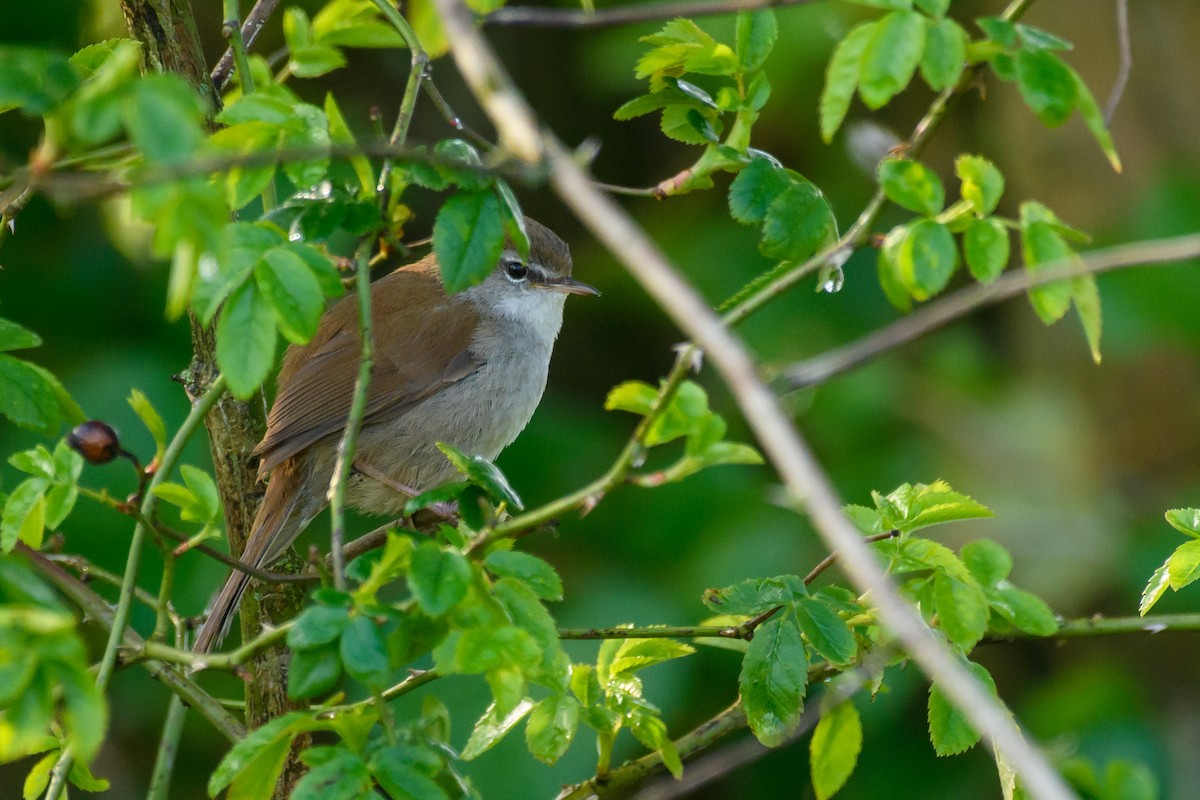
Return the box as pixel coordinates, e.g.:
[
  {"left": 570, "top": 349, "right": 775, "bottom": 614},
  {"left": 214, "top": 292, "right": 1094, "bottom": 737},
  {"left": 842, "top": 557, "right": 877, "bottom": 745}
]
[
  {"left": 781, "top": 234, "right": 1200, "bottom": 390},
  {"left": 431, "top": 0, "right": 1074, "bottom": 797},
  {"left": 486, "top": 0, "right": 816, "bottom": 29},
  {"left": 211, "top": 0, "right": 283, "bottom": 94}
]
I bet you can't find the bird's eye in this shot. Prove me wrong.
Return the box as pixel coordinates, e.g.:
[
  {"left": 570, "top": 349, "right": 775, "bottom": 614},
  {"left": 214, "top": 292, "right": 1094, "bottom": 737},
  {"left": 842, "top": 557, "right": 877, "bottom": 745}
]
[{"left": 504, "top": 261, "right": 529, "bottom": 282}]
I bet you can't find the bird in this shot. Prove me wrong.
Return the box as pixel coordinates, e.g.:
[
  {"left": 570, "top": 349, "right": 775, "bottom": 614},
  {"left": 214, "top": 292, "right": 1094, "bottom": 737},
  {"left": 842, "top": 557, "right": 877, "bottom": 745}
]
[{"left": 193, "top": 218, "right": 596, "bottom": 653}]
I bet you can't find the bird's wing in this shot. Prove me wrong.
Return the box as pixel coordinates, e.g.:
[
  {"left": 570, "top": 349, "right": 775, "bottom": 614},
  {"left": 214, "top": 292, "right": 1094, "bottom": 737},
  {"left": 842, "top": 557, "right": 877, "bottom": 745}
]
[{"left": 253, "top": 260, "right": 481, "bottom": 476}]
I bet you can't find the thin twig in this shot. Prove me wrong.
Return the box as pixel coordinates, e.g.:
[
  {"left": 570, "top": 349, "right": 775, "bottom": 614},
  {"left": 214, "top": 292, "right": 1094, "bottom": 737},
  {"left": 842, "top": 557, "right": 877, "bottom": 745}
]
[
  {"left": 371, "top": 0, "right": 431, "bottom": 211},
  {"left": 432, "top": 0, "right": 1073, "bottom": 797},
  {"left": 211, "top": 0, "right": 283, "bottom": 93},
  {"left": 486, "top": 0, "right": 816, "bottom": 28},
  {"left": 147, "top": 628, "right": 189, "bottom": 800},
  {"left": 781, "top": 234, "right": 1200, "bottom": 390},
  {"left": 1104, "top": 0, "right": 1132, "bottom": 124},
  {"left": 327, "top": 243, "right": 375, "bottom": 590}
]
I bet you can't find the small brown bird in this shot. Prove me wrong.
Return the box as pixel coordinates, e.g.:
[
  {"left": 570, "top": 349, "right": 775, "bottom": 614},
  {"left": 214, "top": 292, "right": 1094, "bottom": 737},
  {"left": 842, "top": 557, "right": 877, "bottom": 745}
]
[{"left": 193, "top": 219, "right": 595, "bottom": 652}]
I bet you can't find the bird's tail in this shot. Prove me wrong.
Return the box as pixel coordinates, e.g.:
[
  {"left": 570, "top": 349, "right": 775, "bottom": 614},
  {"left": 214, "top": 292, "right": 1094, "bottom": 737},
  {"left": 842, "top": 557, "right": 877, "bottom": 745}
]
[{"left": 192, "top": 463, "right": 302, "bottom": 654}]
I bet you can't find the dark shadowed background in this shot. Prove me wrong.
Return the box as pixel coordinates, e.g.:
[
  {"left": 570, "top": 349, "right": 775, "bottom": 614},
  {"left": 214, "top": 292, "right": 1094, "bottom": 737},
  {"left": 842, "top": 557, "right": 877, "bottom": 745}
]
[{"left": 2, "top": 0, "right": 1199, "bottom": 797}]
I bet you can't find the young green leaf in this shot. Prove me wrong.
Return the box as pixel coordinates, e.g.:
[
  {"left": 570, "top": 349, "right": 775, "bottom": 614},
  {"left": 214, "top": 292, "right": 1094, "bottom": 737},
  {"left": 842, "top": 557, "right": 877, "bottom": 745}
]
[
  {"left": 606, "top": 638, "right": 695, "bottom": 678},
  {"left": 1015, "top": 48, "right": 1077, "bottom": 127},
  {"left": 1140, "top": 559, "right": 1171, "bottom": 616},
  {"left": 858, "top": 11, "right": 925, "bottom": 110},
  {"left": 760, "top": 181, "right": 838, "bottom": 263},
  {"left": 878, "top": 159, "right": 945, "bottom": 216},
  {"left": 1020, "top": 202, "right": 1076, "bottom": 325},
  {"left": 605, "top": 380, "right": 659, "bottom": 415},
  {"left": 339, "top": 615, "right": 392, "bottom": 688},
  {"left": 292, "top": 748, "right": 371, "bottom": 800},
  {"left": 741, "top": 614, "right": 808, "bottom": 746},
  {"left": 1166, "top": 540, "right": 1200, "bottom": 591},
  {"left": 288, "top": 645, "right": 343, "bottom": 699},
  {"left": 127, "top": 389, "right": 166, "bottom": 464},
  {"left": 462, "top": 698, "right": 535, "bottom": 760},
  {"left": 485, "top": 550, "right": 563, "bottom": 601},
  {"left": 728, "top": 158, "right": 793, "bottom": 225},
  {"left": 920, "top": 17, "right": 966, "bottom": 91},
  {"left": 810, "top": 700, "right": 863, "bottom": 800},
  {"left": 893, "top": 219, "right": 958, "bottom": 300},
  {"left": 1166, "top": 508, "right": 1200, "bottom": 537},
  {"left": 287, "top": 604, "right": 351, "bottom": 651},
  {"left": 408, "top": 541, "right": 472, "bottom": 616},
  {"left": 960, "top": 539, "right": 1012, "bottom": 588},
  {"left": 123, "top": 74, "right": 205, "bottom": 164},
  {"left": 963, "top": 218, "right": 1009, "bottom": 284},
  {"left": 955, "top": 154, "right": 1005, "bottom": 216},
  {"left": 927, "top": 661, "right": 996, "bottom": 755},
  {"left": 216, "top": 281, "right": 277, "bottom": 399},
  {"left": 255, "top": 248, "right": 326, "bottom": 345},
  {"left": 990, "top": 583, "right": 1058, "bottom": 636},
  {"left": 0, "top": 355, "right": 67, "bottom": 434},
  {"left": 525, "top": 693, "right": 581, "bottom": 765},
  {"left": 208, "top": 711, "right": 321, "bottom": 798},
  {"left": 433, "top": 190, "right": 506, "bottom": 294},
  {"left": 819, "top": 22, "right": 876, "bottom": 142},
  {"left": 436, "top": 442, "right": 523, "bottom": 510},
  {"left": 324, "top": 92, "right": 375, "bottom": 198},
  {"left": 0, "top": 318, "right": 41, "bottom": 352},
  {"left": 795, "top": 598, "right": 857, "bottom": 665},
  {"left": 702, "top": 575, "right": 807, "bottom": 616},
  {"left": 1, "top": 479, "right": 47, "bottom": 552},
  {"left": 933, "top": 573, "right": 989, "bottom": 650},
  {"left": 735, "top": 10, "right": 778, "bottom": 72},
  {"left": 1070, "top": 70, "right": 1121, "bottom": 172}
]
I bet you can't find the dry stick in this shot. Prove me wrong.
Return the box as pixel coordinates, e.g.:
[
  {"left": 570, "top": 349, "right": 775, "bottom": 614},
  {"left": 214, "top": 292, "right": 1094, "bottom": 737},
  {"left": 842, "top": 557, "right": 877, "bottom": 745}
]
[
  {"left": 486, "top": 0, "right": 817, "bottom": 28},
  {"left": 782, "top": 234, "right": 1200, "bottom": 390},
  {"left": 430, "top": 1, "right": 1074, "bottom": 797},
  {"left": 1104, "top": 0, "right": 1132, "bottom": 124}
]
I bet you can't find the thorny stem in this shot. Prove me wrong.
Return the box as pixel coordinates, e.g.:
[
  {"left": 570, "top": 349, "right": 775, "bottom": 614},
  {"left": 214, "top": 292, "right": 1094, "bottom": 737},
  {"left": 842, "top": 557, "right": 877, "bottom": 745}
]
[
  {"left": 223, "top": 0, "right": 277, "bottom": 211},
  {"left": 211, "top": 0, "right": 282, "bottom": 93},
  {"left": 371, "top": 0, "right": 431, "bottom": 213}
]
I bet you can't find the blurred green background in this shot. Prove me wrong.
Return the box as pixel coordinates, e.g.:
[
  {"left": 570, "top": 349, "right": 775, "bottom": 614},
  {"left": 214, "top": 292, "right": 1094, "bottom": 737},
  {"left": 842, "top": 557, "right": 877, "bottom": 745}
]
[{"left": 2, "top": 0, "right": 1199, "bottom": 797}]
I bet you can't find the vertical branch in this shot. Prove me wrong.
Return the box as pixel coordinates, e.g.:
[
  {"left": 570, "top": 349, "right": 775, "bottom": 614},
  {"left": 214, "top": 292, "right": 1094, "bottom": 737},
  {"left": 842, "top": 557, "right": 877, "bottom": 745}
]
[
  {"left": 429, "top": 0, "right": 1075, "bottom": 798},
  {"left": 327, "top": 241, "right": 376, "bottom": 589},
  {"left": 371, "top": 0, "right": 430, "bottom": 212},
  {"left": 222, "top": 0, "right": 278, "bottom": 210},
  {"left": 147, "top": 628, "right": 189, "bottom": 800}
]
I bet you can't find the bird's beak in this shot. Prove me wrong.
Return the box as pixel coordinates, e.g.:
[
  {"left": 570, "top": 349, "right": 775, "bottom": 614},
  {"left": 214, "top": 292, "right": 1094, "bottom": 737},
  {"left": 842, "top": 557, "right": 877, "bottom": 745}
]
[{"left": 538, "top": 276, "right": 600, "bottom": 297}]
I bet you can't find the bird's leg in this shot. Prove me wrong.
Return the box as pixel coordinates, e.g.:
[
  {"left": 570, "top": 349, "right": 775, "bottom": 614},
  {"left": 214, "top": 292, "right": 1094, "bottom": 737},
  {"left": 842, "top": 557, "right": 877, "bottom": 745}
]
[{"left": 351, "top": 458, "right": 459, "bottom": 525}]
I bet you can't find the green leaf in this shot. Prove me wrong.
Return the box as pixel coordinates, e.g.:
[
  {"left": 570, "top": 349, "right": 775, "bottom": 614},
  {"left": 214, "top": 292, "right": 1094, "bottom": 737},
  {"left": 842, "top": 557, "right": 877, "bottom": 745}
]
[
  {"left": 876, "top": 240, "right": 912, "bottom": 312},
  {"left": 859, "top": 10, "right": 925, "bottom": 110},
  {"left": 23, "top": 751, "right": 56, "bottom": 800},
  {"left": 290, "top": 44, "right": 347, "bottom": 78},
  {"left": 740, "top": 615, "right": 808, "bottom": 747},
  {"left": 287, "top": 604, "right": 350, "bottom": 650},
  {"left": 433, "top": 190, "right": 506, "bottom": 294},
  {"left": 1020, "top": 202, "right": 1076, "bottom": 325},
  {"left": 1140, "top": 559, "right": 1170, "bottom": 616},
  {"left": 893, "top": 219, "right": 958, "bottom": 300},
  {"left": 960, "top": 539, "right": 1012, "bottom": 587},
  {"left": 604, "top": 638, "right": 695, "bottom": 679},
  {"left": 735, "top": 10, "right": 778, "bottom": 72},
  {"left": 0, "top": 354, "right": 65, "bottom": 434},
  {"left": 461, "top": 698, "right": 535, "bottom": 760},
  {"left": 216, "top": 280, "right": 277, "bottom": 399},
  {"left": 339, "top": 614, "right": 392, "bottom": 688},
  {"left": 819, "top": 21, "right": 876, "bottom": 142},
  {"left": 59, "top": 668, "right": 106, "bottom": 762},
  {"left": 933, "top": 573, "right": 988, "bottom": 650},
  {"left": 2, "top": 478, "right": 47, "bottom": 552},
  {"left": 1015, "top": 48, "right": 1077, "bottom": 127},
  {"left": 288, "top": 645, "right": 343, "bottom": 699},
  {"left": 1072, "top": 274, "right": 1102, "bottom": 363},
  {"left": 0, "top": 318, "right": 41, "bottom": 352},
  {"left": 920, "top": 17, "right": 966, "bottom": 91},
  {"left": 485, "top": 550, "right": 563, "bottom": 601},
  {"left": 255, "top": 248, "right": 326, "bottom": 345},
  {"left": 123, "top": 74, "right": 204, "bottom": 163},
  {"left": 914, "top": 0, "right": 949, "bottom": 15},
  {"left": 794, "top": 598, "right": 857, "bottom": 665},
  {"left": 728, "top": 158, "right": 793, "bottom": 225},
  {"left": 436, "top": 442, "right": 523, "bottom": 510},
  {"left": 1166, "top": 508, "right": 1200, "bottom": 538},
  {"left": 525, "top": 693, "right": 581, "bottom": 764},
  {"left": 1070, "top": 69, "right": 1121, "bottom": 172},
  {"left": 976, "top": 16, "right": 1017, "bottom": 48},
  {"left": 208, "top": 712, "right": 317, "bottom": 797},
  {"left": 963, "top": 218, "right": 1009, "bottom": 283},
  {"left": 955, "top": 154, "right": 1006, "bottom": 216},
  {"left": 324, "top": 92, "right": 375, "bottom": 198},
  {"left": 878, "top": 158, "right": 945, "bottom": 216},
  {"left": 371, "top": 758, "right": 449, "bottom": 800},
  {"left": 927, "top": 661, "right": 996, "bottom": 755},
  {"left": 702, "top": 575, "right": 807, "bottom": 616},
  {"left": 990, "top": 583, "right": 1058, "bottom": 636},
  {"left": 1167, "top": 540, "right": 1200, "bottom": 591},
  {"left": 408, "top": 541, "right": 472, "bottom": 616},
  {"left": 128, "top": 389, "right": 166, "bottom": 464},
  {"left": 605, "top": 380, "right": 658, "bottom": 415},
  {"left": 659, "top": 105, "right": 719, "bottom": 144},
  {"left": 761, "top": 181, "right": 838, "bottom": 262},
  {"left": 0, "top": 48, "right": 77, "bottom": 115},
  {"left": 810, "top": 700, "right": 863, "bottom": 800},
  {"left": 67, "top": 758, "right": 110, "bottom": 793},
  {"left": 293, "top": 748, "right": 371, "bottom": 800}
]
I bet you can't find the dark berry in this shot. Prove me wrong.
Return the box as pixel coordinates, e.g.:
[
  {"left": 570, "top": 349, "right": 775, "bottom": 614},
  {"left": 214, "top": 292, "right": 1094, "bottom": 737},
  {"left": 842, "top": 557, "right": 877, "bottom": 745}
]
[{"left": 68, "top": 420, "right": 121, "bottom": 465}]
